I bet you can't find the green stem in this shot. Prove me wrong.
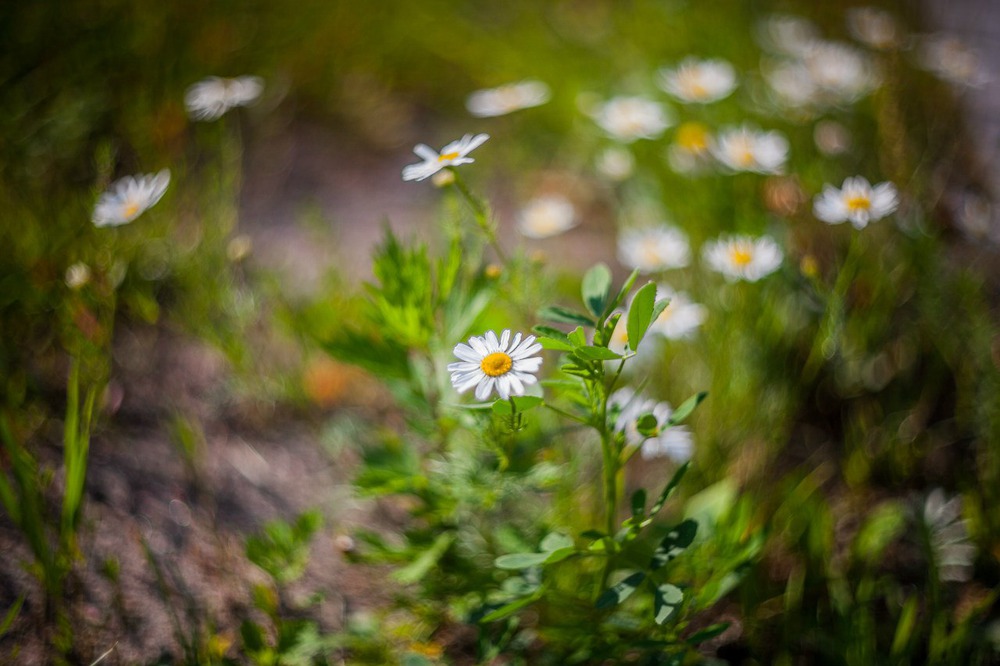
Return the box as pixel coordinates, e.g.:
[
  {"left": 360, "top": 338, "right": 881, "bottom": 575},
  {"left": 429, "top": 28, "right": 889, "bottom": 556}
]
[{"left": 451, "top": 172, "right": 509, "bottom": 264}]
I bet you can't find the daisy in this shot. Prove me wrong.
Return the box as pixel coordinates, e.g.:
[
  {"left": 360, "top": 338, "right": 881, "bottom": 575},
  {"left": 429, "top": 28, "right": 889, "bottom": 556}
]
[
  {"left": 667, "top": 121, "right": 713, "bottom": 174},
  {"left": 922, "top": 489, "right": 976, "bottom": 582},
  {"left": 702, "top": 235, "right": 783, "bottom": 282},
  {"left": 813, "top": 176, "right": 899, "bottom": 229},
  {"left": 402, "top": 133, "right": 490, "bottom": 182},
  {"left": 65, "top": 262, "right": 91, "bottom": 290},
  {"left": 184, "top": 75, "right": 264, "bottom": 121},
  {"left": 649, "top": 285, "right": 707, "bottom": 340},
  {"left": 658, "top": 58, "right": 737, "bottom": 104},
  {"left": 466, "top": 80, "right": 551, "bottom": 117},
  {"left": 617, "top": 226, "right": 691, "bottom": 274},
  {"left": 763, "top": 60, "right": 820, "bottom": 108},
  {"left": 595, "top": 147, "right": 635, "bottom": 181},
  {"left": 448, "top": 329, "right": 543, "bottom": 401},
  {"left": 917, "top": 36, "right": 991, "bottom": 88},
  {"left": 592, "top": 96, "right": 673, "bottom": 143},
  {"left": 92, "top": 170, "right": 170, "bottom": 227},
  {"left": 516, "top": 195, "right": 577, "bottom": 239},
  {"left": 846, "top": 7, "right": 901, "bottom": 51},
  {"left": 802, "top": 41, "right": 878, "bottom": 103},
  {"left": 609, "top": 387, "right": 693, "bottom": 462},
  {"left": 712, "top": 126, "right": 789, "bottom": 174},
  {"left": 757, "top": 14, "right": 820, "bottom": 57}
]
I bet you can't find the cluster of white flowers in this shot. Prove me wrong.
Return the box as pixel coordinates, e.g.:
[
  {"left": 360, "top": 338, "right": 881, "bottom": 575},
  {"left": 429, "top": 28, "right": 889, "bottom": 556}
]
[{"left": 609, "top": 387, "right": 693, "bottom": 462}]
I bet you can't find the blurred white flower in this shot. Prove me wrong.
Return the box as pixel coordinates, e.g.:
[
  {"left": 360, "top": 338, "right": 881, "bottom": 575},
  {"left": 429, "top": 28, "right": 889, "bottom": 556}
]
[
  {"left": 712, "top": 125, "right": 788, "bottom": 174},
  {"left": 402, "top": 133, "right": 490, "bottom": 182},
  {"left": 846, "top": 7, "right": 901, "bottom": 50},
  {"left": 592, "top": 96, "right": 673, "bottom": 143},
  {"left": 184, "top": 75, "right": 263, "bottom": 121},
  {"left": 92, "top": 170, "right": 170, "bottom": 227},
  {"left": 448, "top": 329, "right": 542, "bottom": 401},
  {"left": 658, "top": 58, "right": 737, "bottom": 104},
  {"left": 813, "top": 176, "right": 898, "bottom": 229},
  {"left": 650, "top": 285, "right": 707, "bottom": 340},
  {"left": 763, "top": 59, "right": 820, "bottom": 108},
  {"left": 813, "top": 120, "right": 852, "bottom": 156},
  {"left": 702, "top": 235, "right": 783, "bottom": 282},
  {"left": 923, "top": 488, "right": 976, "bottom": 582},
  {"left": 757, "top": 14, "right": 820, "bottom": 57},
  {"left": 609, "top": 387, "right": 693, "bottom": 462},
  {"left": 65, "top": 262, "right": 91, "bottom": 290},
  {"left": 596, "top": 147, "right": 635, "bottom": 181},
  {"left": 667, "top": 121, "right": 714, "bottom": 175},
  {"left": 466, "top": 80, "right": 551, "bottom": 117},
  {"left": 517, "top": 195, "right": 578, "bottom": 239},
  {"left": 917, "top": 35, "right": 991, "bottom": 88},
  {"left": 803, "top": 41, "right": 879, "bottom": 103},
  {"left": 617, "top": 226, "right": 691, "bottom": 273}
]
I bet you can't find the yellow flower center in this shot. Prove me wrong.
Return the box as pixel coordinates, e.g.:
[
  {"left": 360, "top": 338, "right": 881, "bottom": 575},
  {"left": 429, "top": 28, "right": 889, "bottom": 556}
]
[
  {"left": 438, "top": 151, "right": 460, "bottom": 162},
  {"left": 845, "top": 195, "right": 871, "bottom": 211},
  {"left": 123, "top": 201, "right": 141, "bottom": 218},
  {"left": 480, "top": 352, "right": 513, "bottom": 377},
  {"left": 676, "top": 122, "right": 708, "bottom": 152},
  {"left": 730, "top": 247, "right": 753, "bottom": 266}
]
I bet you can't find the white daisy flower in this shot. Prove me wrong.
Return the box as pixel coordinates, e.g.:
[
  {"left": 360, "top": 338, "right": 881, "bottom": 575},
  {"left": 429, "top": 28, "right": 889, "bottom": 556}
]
[
  {"left": 666, "top": 121, "right": 714, "bottom": 175},
  {"left": 402, "top": 133, "right": 490, "bottom": 182},
  {"left": 922, "top": 488, "right": 976, "bottom": 583},
  {"left": 466, "top": 80, "right": 551, "bottom": 117},
  {"left": 813, "top": 176, "right": 899, "bottom": 229},
  {"left": 65, "top": 262, "right": 91, "bottom": 290},
  {"left": 184, "top": 75, "right": 264, "bottom": 121},
  {"left": 650, "top": 285, "right": 707, "bottom": 340},
  {"left": 917, "top": 35, "right": 991, "bottom": 88},
  {"left": 702, "top": 235, "right": 783, "bottom": 282},
  {"left": 712, "top": 125, "right": 789, "bottom": 174},
  {"left": 658, "top": 58, "right": 737, "bottom": 104},
  {"left": 448, "top": 329, "right": 543, "bottom": 401},
  {"left": 516, "top": 195, "right": 577, "bottom": 239},
  {"left": 596, "top": 147, "right": 635, "bottom": 181},
  {"left": 757, "top": 14, "right": 821, "bottom": 57},
  {"left": 592, "top": 96, "right": 673, "bottom": 143},
  {"left": 92, "top": 170, "right": 170, "bottom": 228},
  {"left": 763, "top": 59, "right": 820, "bottom": 108},
  {"left": 846, "top": 7, "right": 901, "bottom": 51},
  {"left": 802, "top": 41, "right": 879, "bottom": 103},
  {"left": 617, "top": 226, "right": 691, "bottom": 274},
  {"left": 609, "top": 387, "right": 693, "bottom": 462}
]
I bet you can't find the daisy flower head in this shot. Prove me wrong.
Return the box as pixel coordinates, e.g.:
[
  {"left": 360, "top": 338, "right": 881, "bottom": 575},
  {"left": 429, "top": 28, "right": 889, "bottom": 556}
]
[
  {"left": 402, "top": 133, "right": 490, "bottom": 182},
  {"left": 650, "top": 285, "right": 707, "bottom": 340},
  {"left": 184, "top": 75, "right": 264, "bottom": 121},
  {"left": 658, "top": 58, "right": 737, "bottom": 104},
  {"left": 702, "top": 234, "right": 783, "bottom": 282},
  {"left": 609, "top": 387, "right": 693, "bottom": 462},
  {"left": 712, "top": 125, "right": 789, "bottom": 174},
  {"left": 757, "top": 14, "right": 821, "bottom": 57},
  {"left": 813, "top": 176, "right": 899, "bottom": 229},
  {"left": 917, "top": 35, "right": 991, "bottom": 88},
  {"left": 846, "top": 7, "right": 901, "bottom": 51},
  {"left": 763, "top": 60, "right": 820, "bottom": 108},
  {"left": 802, "top": 41, "right": 879, "bottom": 103},
  {"left": 592, "top": 95, "right": 673, "bottom": 143},
  {"left": 667, "top": 121, "right": 713, "bottom": 175},
  {"left": 596, "top": 147, "right": 635, "bottom": 181},
  {"left": 65, "top": 262, "right": 91, "bottom": 290},
  {"left": 617, "top": 226, "right": 691, "bottom": 274},
  {"left": 92, "top": 170, "right": 170, "bottom": 228},
  {"left": 448, "top": 329, "right": 542, "bottom": 401},
  {"left": 517, "top": 195, "right": 577, "bottom": 239},
  {"left": 922, "top": 488, "right": 976, "bottom": 582},
  {"left": 466, "top": 80, "right": 551, "bottom": 117}
]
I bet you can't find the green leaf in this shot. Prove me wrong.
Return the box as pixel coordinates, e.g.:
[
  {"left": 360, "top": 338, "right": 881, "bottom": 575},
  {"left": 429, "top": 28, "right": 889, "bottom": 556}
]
[
  {"left": 538, "top": 306, "right": 594, "bottom": 327},
  {"left": 650, "top": 520, "right": 698, "bottom": 569},
  {"left": 539, "top": 336, "right": 575, "bottom": 351},
  {"left": 532, "top": 325, "right": 570, "bottom": 340},
  {"left": 495, "top": 552, "right": 550, "bottom": 570},
  {"left": 631, "top": 489, "right": 647, "bottom": 519},
  {"left": 393, "top": 532, "right": 454, "bottom": 583},
  {"left": 0, "top": 595, "right": 23, "bottom": 638},
  {"left": 575, "top": 346, "right": 622, "bottom": 361},
  {"left": 686, "top": 622, "right": 730, "bottom": 645},
  {"left": 491, "top": 396, "right": 544, "bottom": 415},
  {"left": 626, "top": 282, "right": 657, "bottom": 352},
  {"left": 666, "top": 392, "right": 707, "bottom": 426},
  {"left": 604, "top": 268, "right": 640, "bottom": 319},
  {"left": 540, "top": 532, "right": 574, "bottom": 552},
  {"left": 582, "top": 263, "right": 613, "bottom": 317},
  {"left": 579, "top": 529, "right": 606, "bottom": 540},
  {"left": 653, "top": 584, "right": 684, "bottom": 624},
  {"left": 479, "top": 591, "right": 543, "bottom": 623},
  {"left": 651, "top": 297, "right": 671, "bottom": 323},
  {"left": 647, "top": 461, "right": 690, "bottom": 520},
  {"left": 543, "top": 547, "right": 576, "bottom": 564},
  {"left": 567, "top": 326, "right": 587, "bottom": 347},
  {"left": 595, "top": 571, "right": 646, "bottom": 609},
  {"left": 891, "top": 595, "right": 919, "bottom": 656}
]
